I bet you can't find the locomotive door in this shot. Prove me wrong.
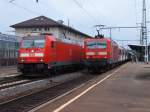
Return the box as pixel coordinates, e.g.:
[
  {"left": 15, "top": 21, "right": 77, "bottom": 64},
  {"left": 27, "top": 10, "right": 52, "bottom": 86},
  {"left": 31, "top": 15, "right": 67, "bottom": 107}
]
[{"left": 50, "top": 41, "right": 57, "bottom": 66}]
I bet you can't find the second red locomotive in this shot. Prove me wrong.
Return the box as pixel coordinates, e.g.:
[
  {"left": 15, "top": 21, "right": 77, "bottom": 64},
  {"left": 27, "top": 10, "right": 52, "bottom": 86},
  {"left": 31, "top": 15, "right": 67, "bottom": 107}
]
[{"left": 83, "top": 35, "right": 128, "bottom": 71}]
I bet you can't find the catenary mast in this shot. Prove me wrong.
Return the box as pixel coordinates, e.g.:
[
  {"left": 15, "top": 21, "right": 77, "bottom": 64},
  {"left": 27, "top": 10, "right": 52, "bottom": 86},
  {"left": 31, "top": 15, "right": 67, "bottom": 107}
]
[{"left": 141, "top": 0, "right": 148, "bottom": 63}]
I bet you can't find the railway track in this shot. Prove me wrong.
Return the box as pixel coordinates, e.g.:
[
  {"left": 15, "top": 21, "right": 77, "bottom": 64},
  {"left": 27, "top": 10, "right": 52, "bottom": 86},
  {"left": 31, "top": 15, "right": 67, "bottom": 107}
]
[
  {"left": 0, "top": 67, "right": 17, "bottom": 76},
  {"left": 0, "top": 68, "right": 83, "bottom": 91},
  {"left": 0, "top": 73, "right": 81, "bottom": 91},
  {"left": 0, "top": 72, "right": 47, "bottom": 91},
  {"left": 0, "top": 79, "right": 31, "bottom": 90},
  {"left": 0, "top": 66, "right": 16, "bottom": 70},
  {"left": 0, "top": 65, "right": 121, "bottom": 112},
  {"left": 0, "top": 72, "right": 94, "bottom": 112},
  {"left": 0, "top": 75, "right": 93, "bottom": 112},
  {"left": 0, "top": 73, "right": 19, "bottom": 78},
  {"left": 0, "top": 72, "right": 44, "bottom": 90},
  {"left": 0, "top": 75, "right": 22, "bottom": 84}
]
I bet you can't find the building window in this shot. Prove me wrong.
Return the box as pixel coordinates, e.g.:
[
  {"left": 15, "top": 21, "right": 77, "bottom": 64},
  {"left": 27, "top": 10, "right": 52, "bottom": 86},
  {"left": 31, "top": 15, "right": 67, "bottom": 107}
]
[
  {"left": 44, "top": 27, "right": 49, "bottom": 31},
  {"left": 75, "top": 33, "right": 77, "bottom": 37},
  {"left": 32, "top": 28, "right": 37, "bottom": 31},
  {"left": 25, "top": 28, "right": 28, "bottom": 31},
  {"left": 38, "top": 28, "right": 42, "bottom": 31}
]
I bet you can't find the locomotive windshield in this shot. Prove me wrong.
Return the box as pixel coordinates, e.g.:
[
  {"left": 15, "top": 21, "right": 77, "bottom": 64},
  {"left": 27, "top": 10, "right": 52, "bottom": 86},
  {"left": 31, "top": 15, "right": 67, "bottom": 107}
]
[
  {"left": 87, "top": 41, "right": 106, "bottom": 49},
  {"left": 87, "top": 42, "right": 97, "bottom": 48},
  {"left": 22, "top": 39, "right": 45, "bottom": 48},
  {"left": 97, "top": 42, "right": 107, "bottom": 48}
]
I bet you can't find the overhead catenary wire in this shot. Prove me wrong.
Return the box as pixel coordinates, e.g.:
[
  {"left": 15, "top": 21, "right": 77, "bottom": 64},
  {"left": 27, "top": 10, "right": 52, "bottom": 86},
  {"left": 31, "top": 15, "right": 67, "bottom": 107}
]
[
  {"left": 88, "top": 0, "right": 105, "bottom": 20},
  {"left": 9, "top": 1, "right": 41, "bottom": 15},
  {"left": 72, "top": 0, "right": 98, "bottom": 24},
  {"left": 8, "top": 0, "right": 92, "bottom": 36},
  {"left": 9, "top": 0, "right": 38, "bottom": 3},
  {"left": 115, "top": 39, "right": 140, "bottom": 47},
  {"left": 36, "top": 0, "right": 87, "bottom": 32},
  {"left": 114, "top": 39, "right": 140, "bottom": 41},
  {"left": 9, "top": 0, "right": 15, "bottom": 3},
  {"left": 37, "top": 0, "right": 69, "bottom": 19},
  {"left": 86, "top": 0, "right": 109, "bottom": 27},
  {"left": 9, "top": 0, "right": 98, "bottom": 26}
]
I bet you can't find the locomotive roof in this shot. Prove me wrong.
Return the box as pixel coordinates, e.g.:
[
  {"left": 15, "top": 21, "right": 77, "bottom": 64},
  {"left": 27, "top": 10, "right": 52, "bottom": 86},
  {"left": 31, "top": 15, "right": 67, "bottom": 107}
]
[
  {"left": 22, "top": 35, "right": 83, "bottom": 46},
  {"left": 84, "top": 37, "right": 119, "bottom": 46},
  {"left": 0, "top": 33, "right": 18, "bottom": 42},
  {"left": 11, "top": 16, "right": 91, "bottom": 38},
  {"left": 84, "top": 37, "right": 111, "bottom": 41}
]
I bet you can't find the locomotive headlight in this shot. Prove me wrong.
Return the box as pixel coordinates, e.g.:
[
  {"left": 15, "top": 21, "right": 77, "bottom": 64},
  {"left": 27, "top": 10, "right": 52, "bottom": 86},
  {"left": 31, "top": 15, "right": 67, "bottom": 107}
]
[
  {"left": 98, "top": 52, "right": 107, "bottom": 55},
  {"left": 86, "top": 52, "right": 95, "bottom": 56},
  {"left": 35, "top": 53, "right": 44, "bottom": 57},
  {"left": 21, "top": 59, "right": 25, "bottom": 62},
  {"left": 20, "top": 53, "right": 29, "bottom": 57},
  {"left": 40, "top": 59, "right": 44, "bottom": 62}
]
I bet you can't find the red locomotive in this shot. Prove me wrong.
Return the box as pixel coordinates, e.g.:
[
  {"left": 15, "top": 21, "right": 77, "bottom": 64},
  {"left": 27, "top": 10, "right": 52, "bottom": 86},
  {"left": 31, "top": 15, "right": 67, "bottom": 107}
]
[
  {"left": 18, "top": 34, "right": 83, "bottom": 76},
  {"left": 83, "top": 35, "right": 128, "bottom": 71}
]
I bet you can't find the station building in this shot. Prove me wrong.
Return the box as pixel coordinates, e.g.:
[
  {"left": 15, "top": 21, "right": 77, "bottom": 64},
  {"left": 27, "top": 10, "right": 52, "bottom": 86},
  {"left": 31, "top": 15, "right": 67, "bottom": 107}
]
[{"left": 10, "top": 16, "right": 91, "bottom": 42}]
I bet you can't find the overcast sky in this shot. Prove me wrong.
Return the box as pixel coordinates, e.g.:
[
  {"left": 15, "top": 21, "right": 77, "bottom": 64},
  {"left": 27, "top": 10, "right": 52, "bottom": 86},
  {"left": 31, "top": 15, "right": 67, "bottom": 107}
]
[{"left": 0, "top": 0, "right": 150, "bottom": 45}]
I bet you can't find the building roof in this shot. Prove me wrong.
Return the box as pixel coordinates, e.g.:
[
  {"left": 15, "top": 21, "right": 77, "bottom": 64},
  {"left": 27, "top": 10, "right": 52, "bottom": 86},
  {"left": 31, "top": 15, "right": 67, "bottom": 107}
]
[{"left": 10, "top": 16, "right": 91, "bottom": 37}]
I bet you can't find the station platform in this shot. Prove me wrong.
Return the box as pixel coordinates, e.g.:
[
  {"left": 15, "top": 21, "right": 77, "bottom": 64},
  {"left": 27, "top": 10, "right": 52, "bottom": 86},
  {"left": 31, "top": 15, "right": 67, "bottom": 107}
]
[{"left": 32, "top": 63, "right": 150, "bottom": 112}]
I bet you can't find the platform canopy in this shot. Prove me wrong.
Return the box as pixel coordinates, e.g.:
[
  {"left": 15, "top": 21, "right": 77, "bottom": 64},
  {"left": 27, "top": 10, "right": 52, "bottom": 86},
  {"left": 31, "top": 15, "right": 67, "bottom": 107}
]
[
  {"left": 128, "top": 44, "right": 146, "bottom": 52},
  {"left": 128, "top": 44, "right": 150, "bottom": 61}
]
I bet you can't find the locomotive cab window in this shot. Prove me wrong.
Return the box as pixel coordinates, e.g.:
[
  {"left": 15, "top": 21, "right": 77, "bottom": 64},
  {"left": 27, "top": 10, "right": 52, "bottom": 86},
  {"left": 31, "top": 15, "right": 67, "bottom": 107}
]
[
  {"left": 97, "top": 42, "right": 106, "bottom": 48},
  {"left": 86, "top": 41, "right": 106, "bottom": 49},
  {"left": 22, "top": 39, "right": 45, "bottom": 48},
  {"left": 87, "top": 42, "right": 97, "bottom": 49},
  {"left": 34, "top": 40, "right": 45, "bottom": 48}
]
